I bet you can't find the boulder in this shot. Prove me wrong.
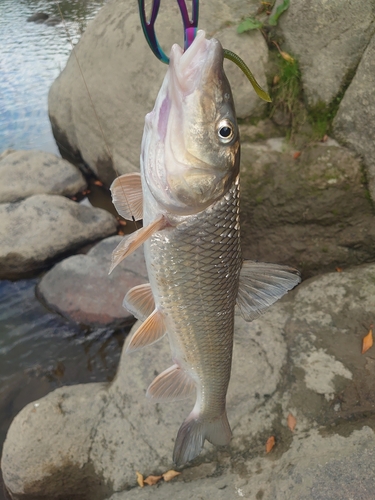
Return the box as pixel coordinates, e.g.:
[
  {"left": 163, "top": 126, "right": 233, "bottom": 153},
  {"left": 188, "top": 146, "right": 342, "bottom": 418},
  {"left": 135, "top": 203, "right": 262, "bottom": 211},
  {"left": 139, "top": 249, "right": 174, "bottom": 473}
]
[
  {"left": 239, "top": 137, "right": 375, "bottom": 277},
  {"left": 3, "top": 262, "right": 375, "bottom": 499},
  {"left": 0, "top": 150, "right": 87, "bottom": 203},
  {"left": 333, "top": 33, "right": 375, "bottom": 205},
  {"left": 48, "top": 0, "right": 269, "bottom": 184},
  {"left": 275, "top": 0, "right": 375, "bottom": 106},
  {"left": 38, "top": 236, "right": 148, "bottom": 326},
  {"left": 0, "top": 194, "right": 118, "bottom": 279}
]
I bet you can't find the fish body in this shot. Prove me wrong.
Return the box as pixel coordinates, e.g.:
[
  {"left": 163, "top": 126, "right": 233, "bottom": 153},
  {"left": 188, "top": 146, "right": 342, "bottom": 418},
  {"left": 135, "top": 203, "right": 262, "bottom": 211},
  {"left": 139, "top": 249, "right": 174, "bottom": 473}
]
[{"left": 110, "top": 30, "right": 300, "bottom": 465}]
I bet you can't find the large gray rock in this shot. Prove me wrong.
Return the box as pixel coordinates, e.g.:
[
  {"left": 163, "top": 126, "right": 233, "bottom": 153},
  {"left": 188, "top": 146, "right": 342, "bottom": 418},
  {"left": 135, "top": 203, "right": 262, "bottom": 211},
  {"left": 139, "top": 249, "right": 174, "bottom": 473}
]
[
  {"left": 333, "top": 33, "right": 375, "bottom": 204},
  {"left": 240, "top": 137, "right": 375, "bottom": 277},
  {"left": 0, "top": 150, "right": 87, "bottom": 203},
  {"left": 0, "top": 194, "right": 118, "bottom": 279},
  {"left": 48, "top": 0, "right": 269, "bottom": 185},
  {"left": 38, "top": 236, "right": 148, "bottom": 326},
  {"left": 275, "top": 0, "right": 375, "bottom": 106},
  {"left": 3, "top": 263, "right": 375, "bottom": 499}
]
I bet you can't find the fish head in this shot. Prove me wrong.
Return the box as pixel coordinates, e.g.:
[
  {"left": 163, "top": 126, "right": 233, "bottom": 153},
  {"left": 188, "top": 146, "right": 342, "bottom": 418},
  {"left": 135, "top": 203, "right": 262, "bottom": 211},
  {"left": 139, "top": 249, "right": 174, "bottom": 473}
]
[{"left": 142, "top": 30, "right": 240, "bottom": 216}]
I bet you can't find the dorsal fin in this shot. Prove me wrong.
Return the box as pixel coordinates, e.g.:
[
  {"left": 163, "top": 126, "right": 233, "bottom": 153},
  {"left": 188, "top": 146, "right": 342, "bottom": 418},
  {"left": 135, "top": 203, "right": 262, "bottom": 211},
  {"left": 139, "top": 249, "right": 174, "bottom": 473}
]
[
  {"left": 146, "top": 364, "right": 196, "bottom": 402},
  {"left": 110, "top": 172, "right": 143, "bottom": 221},
  {"left": 109, "top": 215, "right": 168, "bottom": 274},
  {"left": 237, "top": 261, "right": 301, "bottom": 321},
  {"left": 123, "top": 283, "right": 155, "bottom": 321},
  {"left": 126, "top": 309, "right": 166, "bottom": 353}
]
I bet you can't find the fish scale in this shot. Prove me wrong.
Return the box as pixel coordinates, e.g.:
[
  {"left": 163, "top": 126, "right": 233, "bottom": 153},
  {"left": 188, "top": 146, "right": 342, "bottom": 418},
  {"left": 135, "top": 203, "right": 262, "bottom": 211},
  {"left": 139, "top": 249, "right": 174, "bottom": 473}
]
[{"left": 146, "top": 176, "right": 241, "bottom": 419}]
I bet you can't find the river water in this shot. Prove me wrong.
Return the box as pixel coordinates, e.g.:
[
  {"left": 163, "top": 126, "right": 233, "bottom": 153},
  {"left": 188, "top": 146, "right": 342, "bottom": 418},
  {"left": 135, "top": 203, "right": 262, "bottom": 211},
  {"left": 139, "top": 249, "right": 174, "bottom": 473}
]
[{"left": 0, "top": 1, "right": 129, "bottom": 497}]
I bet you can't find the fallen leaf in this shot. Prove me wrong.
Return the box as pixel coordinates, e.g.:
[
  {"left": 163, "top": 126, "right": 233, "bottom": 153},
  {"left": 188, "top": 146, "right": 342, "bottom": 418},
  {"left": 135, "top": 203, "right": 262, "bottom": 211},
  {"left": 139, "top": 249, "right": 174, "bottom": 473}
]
[
  {"left": 287, "top": 413, "right": 297, "bottom": 431},
  {"left": 362, "top": 327, "right": 373, "bottom": 354},
  {"left": 71, "top": 196, "right": 77, "bottom": 201},
  {"left": 118, "top": 219, "right": 127, "bottom": 226},
  {"left": 273, "top": 74, "right": 280, "bottom": 85},
  {"left": 136, "top": 471, "right": 144, "bottom": 488},
  {"left": 266, "top": 436, "right": 275, "bottom": 453},
  {"left": 94, "top": 180, "right": 103, "bottom": 186},
  {"left": 280, "top": 51, "right": 294, "bottom": 63},
  {"left": 335, "top": 267, "right": 343, "bottom": 272},
  {"left": 144, "top": 475, "right": 162, "bottom": 486},
  {"left": 162, "top": 470, "right": 181, "bottom": 482},
  {"left": 293, "top": 151, "right": 301, "bottom": 159},
  {"left": 118, "top": 230, "right": 125, "bottom": 236},
  {"left": 322, "top": 134, "right": 328, "bottom": 142}
]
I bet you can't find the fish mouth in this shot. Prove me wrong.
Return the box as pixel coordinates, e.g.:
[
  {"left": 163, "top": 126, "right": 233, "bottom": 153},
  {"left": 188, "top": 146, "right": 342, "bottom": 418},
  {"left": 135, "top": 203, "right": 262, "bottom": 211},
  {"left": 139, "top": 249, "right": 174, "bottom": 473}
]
[{"left": 169, "top": 30, "right": 223, "bottom": 97}]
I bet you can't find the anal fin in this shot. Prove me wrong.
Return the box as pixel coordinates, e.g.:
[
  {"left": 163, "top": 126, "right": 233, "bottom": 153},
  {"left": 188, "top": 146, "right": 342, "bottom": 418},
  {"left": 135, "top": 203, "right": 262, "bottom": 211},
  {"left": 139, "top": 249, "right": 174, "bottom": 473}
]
[
  {"left": 110, "top": 172, "right": 143, "bottom": 221},
  {"left": 146, "top": 364, "right": 196, "bottom": 402},
  {"left": 123, "top": 283, "right": 155, "bottom": 321},
  {"left": 126, "top": 309, "right": 166, "bottom": 353},
  {"left": 109, "top": 215, "right": 168, "bottom": 274},
  {"left": 237, "top": 260, "right": 301, "bottom": 321}
]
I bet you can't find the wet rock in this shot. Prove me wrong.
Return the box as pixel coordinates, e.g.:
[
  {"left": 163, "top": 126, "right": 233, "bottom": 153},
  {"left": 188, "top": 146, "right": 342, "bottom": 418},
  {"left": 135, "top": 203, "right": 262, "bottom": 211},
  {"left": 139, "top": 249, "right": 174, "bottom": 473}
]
[
  {"left": 48, "top": 0, "right": 269, "bottom": 184},
  {"left": 0, "top": 194, "right": 118, "bottom": 279},
  {"left": 26, "top": 12, "right": 49, "bottom": 23},
  {"left": 0, "top": 150, "right": 87, "bottom": 204},
  {"left": 3, "top": 263, "right": 375, "bottom": 499},
  {"left": 240, "top": 138, "right": 375, "bottom": 278},
  {"left": 275, "top": 0, "right": 375, "bottom": 107},
  {"left": 38, "top": 236, "right": 148, "bottom": 327},
  {"left": 333, "top": 34, "right": 375, "bottom": 205},
  {"left": 44, "top": 17, "right": 61, "bottom": 27}
]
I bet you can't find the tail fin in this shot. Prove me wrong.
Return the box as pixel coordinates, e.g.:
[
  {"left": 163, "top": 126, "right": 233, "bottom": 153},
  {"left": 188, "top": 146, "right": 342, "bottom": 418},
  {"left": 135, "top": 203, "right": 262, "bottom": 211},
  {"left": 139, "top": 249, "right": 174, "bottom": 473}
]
[{"left": 173, "top": 411, "right": 232, "bottom": 466}]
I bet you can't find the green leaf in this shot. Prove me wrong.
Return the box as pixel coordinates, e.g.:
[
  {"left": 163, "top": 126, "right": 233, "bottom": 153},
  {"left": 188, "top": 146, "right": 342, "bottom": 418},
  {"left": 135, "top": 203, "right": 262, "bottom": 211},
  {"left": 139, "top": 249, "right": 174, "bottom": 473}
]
[
  {"left": 237, "top": 17, "right": 263, "bottom": 34},
  {"left": 268, "top": 0, "right": 290, "bottom": 26}
]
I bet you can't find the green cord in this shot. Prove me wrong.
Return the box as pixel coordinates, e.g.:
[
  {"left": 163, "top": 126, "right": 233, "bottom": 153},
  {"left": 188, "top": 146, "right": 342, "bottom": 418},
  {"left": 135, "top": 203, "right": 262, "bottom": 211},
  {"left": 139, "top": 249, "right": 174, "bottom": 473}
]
[{"left": 223, "top": 49, "right": 272, "bottom": 103}]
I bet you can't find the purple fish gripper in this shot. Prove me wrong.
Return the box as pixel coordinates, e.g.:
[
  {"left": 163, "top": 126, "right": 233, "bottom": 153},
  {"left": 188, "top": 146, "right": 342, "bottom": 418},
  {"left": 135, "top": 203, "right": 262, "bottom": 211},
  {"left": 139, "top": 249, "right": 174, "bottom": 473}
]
[{"left": 138, "top": 0, "right": 199, "bottom": 64}]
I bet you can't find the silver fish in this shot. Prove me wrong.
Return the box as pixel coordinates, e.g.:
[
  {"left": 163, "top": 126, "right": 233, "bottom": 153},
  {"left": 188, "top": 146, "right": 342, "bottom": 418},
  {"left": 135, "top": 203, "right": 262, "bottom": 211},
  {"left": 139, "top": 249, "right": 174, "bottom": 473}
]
[{"left": 110, "top": 30, "right": 300, "bottom": 466}]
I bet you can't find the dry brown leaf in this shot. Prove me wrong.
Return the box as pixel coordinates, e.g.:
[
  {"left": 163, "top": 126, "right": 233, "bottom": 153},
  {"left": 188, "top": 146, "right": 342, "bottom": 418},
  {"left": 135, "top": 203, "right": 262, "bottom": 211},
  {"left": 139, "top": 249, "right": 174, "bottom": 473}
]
[
  {"left": 136, "top": 471, "right": 144, "bottom": 488},
  {"left": 322, "top": 134, "right": 328, "bottom": 142},
  {"left": 362, "top": 327, "right": 373, "bottom": 354},
  {"left": 273, "top": 75, "right": 280, "bottom": 85},
  {"left": 162, "top": 470, "right": 181, "bottom": 482},
  {"left": 335, "top": 267, "right": 343, "bottom": 272},
  {"left": 94, "top": 180, "right": 103, "bottom": 186},
  {"left": 118, "top": 219, "right": 127, "bottom": 226},
  {"left": 118, "top": 230, "right": 125, "bottom": 236},
  {"left": 280, "top": 51, "right": 294, "bottom": 63},
  {"left": 266, "top": 436, "right": 275, "bottom": 453},
  {"left": 144, "top": 475, "right": 162, "bottom": 486},
  {"left": 287, "top": 413, "right": 297, "bottom": 432},
  {"left": 293, "top": 151, "right": 301, "bottom": 159}
]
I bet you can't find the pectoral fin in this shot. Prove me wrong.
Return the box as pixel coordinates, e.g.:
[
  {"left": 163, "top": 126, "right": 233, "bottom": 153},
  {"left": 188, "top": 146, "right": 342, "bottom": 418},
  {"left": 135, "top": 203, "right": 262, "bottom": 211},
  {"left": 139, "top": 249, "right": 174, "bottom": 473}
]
[
  {"left": 123, "top": 283, "right": 155, "bottom": 321},
  {"left": 237, "top": 261, "right": 301, "bottom": 321},
  {"left": 109, "top": 215, "right": 167, "bottom": 274},
  {"left": 146, "top": 364, "right": 196, "bottom": 402},
  {"left": 110, "top": 172, "right": 143, "bottom": 221},
  {"left": 126, "top": 309, "right": 166, "bottom": 353}
]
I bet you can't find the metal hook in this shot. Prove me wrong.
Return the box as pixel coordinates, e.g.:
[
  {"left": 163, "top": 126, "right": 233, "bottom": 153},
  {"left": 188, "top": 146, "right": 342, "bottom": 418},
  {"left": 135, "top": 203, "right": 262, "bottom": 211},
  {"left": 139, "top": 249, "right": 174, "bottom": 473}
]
[{"left": 138, "top": 0, "right": 199, "bottom": 64}]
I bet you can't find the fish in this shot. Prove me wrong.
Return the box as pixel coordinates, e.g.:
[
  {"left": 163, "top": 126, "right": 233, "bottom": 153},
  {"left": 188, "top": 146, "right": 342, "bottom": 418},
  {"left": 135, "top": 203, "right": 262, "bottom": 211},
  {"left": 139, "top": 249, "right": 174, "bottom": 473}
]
[{"left": 109, "top": 30, "right": 300, "bottom": 466}]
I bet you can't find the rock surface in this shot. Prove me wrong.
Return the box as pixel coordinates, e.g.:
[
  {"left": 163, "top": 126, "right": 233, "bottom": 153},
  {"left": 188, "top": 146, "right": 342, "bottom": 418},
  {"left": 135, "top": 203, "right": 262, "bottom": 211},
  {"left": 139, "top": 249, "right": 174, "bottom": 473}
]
[
  {"left": 0, "top": 150, "right": 87, "bottom": 203},
  {"left": 239, "top": 136, "right": 375, "bottom": 277},
  {"left": 48, "top": 0, "right": 269, "bottom": 184},
  {"left": 333, "top": 33, "right": 375, "bottom": 205},
  {"left": 0, "top": 194, "right": 118, "bottom": 279},
  {"left": 38, "top": 236, "right": 148, "bottom": 326},
  {"left": 275, "top": 0, "right": 375, "bottom": 106},
  {"left": 3, "top": 263, "right": 375, "bottom": 499}
]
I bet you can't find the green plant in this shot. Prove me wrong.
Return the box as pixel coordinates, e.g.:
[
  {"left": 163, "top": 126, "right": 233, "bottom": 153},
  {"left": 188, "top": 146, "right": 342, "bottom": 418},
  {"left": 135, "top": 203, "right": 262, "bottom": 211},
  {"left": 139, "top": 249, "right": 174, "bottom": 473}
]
[{"left": 237, "top": 0, "right": 290, "bottom": 33}]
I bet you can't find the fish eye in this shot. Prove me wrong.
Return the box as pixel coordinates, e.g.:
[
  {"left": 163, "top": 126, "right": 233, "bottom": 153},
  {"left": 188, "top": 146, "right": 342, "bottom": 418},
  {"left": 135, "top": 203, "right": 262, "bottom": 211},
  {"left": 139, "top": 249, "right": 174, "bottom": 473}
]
[{"left": 217, "top": 120, "right": 235, "bottom": 143}]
